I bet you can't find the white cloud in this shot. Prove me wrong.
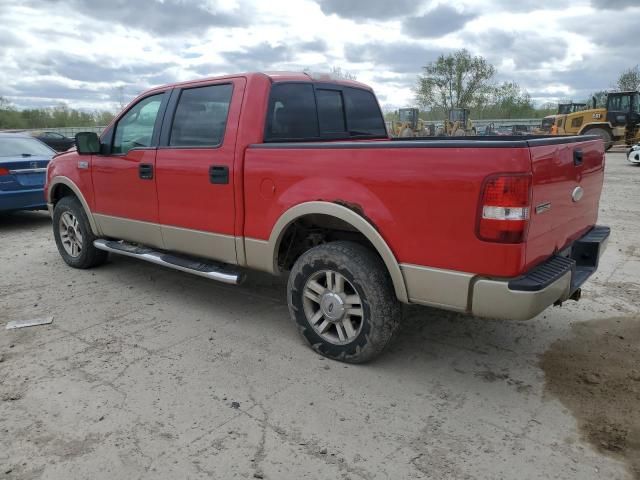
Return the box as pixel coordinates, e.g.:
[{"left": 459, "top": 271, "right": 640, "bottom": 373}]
[{"left": 0, "top": 0, "right": 638, "bottom": 111}]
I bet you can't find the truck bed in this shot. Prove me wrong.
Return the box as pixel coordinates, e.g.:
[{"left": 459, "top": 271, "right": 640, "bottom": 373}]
[{"left": 245, "top": 134, "right": 604, "bottom": 278}]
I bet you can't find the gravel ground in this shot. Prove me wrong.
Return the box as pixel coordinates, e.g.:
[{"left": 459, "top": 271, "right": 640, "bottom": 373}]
[{"left": 1, "top": 152, "right": 638, "bottom": 480}]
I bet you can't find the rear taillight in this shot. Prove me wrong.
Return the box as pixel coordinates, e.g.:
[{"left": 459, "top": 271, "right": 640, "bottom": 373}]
[
  {"left": 0, "top": 167, "right": 9, "bottom": 176},
  {"left": 478, "top": 174, "right": 531, "bottom": 243}
]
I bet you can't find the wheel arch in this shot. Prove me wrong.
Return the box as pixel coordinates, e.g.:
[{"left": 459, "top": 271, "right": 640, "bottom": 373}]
[
  {"left": 48, "top": 177, "right": 99, "bottom": 235},
  {"left": 266, "top": 201, "right": 408, "bottom": 303}
]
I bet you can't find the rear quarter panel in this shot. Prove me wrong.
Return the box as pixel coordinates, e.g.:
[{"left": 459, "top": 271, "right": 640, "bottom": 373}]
[{"left": 243, "top": 145, "right": 533, "bottom": 277}]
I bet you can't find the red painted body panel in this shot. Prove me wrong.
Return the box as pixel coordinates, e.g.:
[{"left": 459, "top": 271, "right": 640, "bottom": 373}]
[
  {"left": 92, "top": 149, "right": 159, "bottom": 223},
  {"left": 526, "top": 139, "right": 605, "bottom": 267},
  {"left": 45, "top": 150, "right": 96, "bottom": 209},
  {"left": 45, "top": 72, "right": 606, "bottom": 282},
  {"left": 243, "top": 146, "right": 533, "bottom": 277},
  {"left": 155, "top": 78, "right": 247, "bottom": 235}
]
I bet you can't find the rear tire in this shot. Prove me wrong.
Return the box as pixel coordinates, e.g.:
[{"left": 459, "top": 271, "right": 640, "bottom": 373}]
[
  {"left": 287, "top": 241, "right": 402, "bottom": 363},
  {"left": 53, "top": 196, "right": 108, "bottom": 269},
  {"left": 584, "top": 127, "right": 613, "bottom": 151}
]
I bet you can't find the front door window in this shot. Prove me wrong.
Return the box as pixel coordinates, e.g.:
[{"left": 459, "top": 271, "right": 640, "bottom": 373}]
[{"left": 112, "top": 94, "right": 164, "bottom": 154}]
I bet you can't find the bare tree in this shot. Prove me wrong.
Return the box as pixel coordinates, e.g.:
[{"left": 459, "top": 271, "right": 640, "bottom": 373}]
[
  {"left": 329, "top": 66, "right": 357, "bottom": 81},
  {"left": 111, "top": 85, "right": 127, "bottom": 111},
  {"left": 303, "top": 66, "right": 358, "bottom": 81},
  {"left": 617, "top": 65, "right": 640, "bottom": 91}
]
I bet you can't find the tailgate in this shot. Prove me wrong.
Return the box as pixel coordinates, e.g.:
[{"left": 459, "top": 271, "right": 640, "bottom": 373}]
[{"left": 525, "top": 137, "right": 605, "bottom": 268}]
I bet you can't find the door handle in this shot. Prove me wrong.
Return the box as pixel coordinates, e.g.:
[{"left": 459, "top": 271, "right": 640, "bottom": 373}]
[
  {"left": 139, "top": 163, "right": 153, "bottom": 180},
  {"left": 573, "top": 149, "right": 583, "bottom": 166},
  {"left": 209, "top": 165, "right": 229, "bottom": 184}
]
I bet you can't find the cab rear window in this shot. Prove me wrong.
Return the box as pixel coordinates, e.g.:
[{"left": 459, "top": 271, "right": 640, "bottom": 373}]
[{"left": 265, "top": 83, "right": 386, "bottom": 142}]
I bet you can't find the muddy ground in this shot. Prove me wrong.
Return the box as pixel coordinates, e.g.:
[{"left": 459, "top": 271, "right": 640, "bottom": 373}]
[
  {"left": 542, "top": 317, "right": 640, "bottom": 479},
  {"left": 1, "top": 152, "right": 639, "bottom": 479}
]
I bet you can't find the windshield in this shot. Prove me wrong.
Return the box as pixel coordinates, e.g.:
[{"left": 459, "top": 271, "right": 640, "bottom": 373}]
[
  {"left": 634, "top": 93, "right": 640, "bottom": 115},
  {"left": 0, "top": 136, "right": 55, "bottom": 157},
  {"left": 399, "top": 109, "right": 415, "bottom": 122},
  {"left": 541, "top": 117, "right": 555, "bottom": 127},
  {"left": 449, "top": 109, "right": 466, "bottom": 122}
]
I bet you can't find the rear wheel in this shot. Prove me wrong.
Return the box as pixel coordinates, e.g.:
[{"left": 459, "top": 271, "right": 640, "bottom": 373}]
[
  {"left": 53, "top": 196, "right": 108, "bottom": 269},
  {"left": 584, "top": 127, "right": 613, "bottom": 151},
  {"left": 287, "top": 241, "right": 402, "bottom": 363}
]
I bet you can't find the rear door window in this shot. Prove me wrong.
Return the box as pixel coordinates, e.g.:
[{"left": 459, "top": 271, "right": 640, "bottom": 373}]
[
  {"left": 265, "top": 84, "right": 319, "bottom": 141},
  {"left": 170, "top": 84, "right": 233, "bottom": 147},
  {"left": 264, "top": 83, "right": 386, "bottom": 142},
  {"left": 343, "top": 87, "right": 387, "bottom": 136},
  {"left": 316, "top": 89, "right": 346, "bottom": 134}
]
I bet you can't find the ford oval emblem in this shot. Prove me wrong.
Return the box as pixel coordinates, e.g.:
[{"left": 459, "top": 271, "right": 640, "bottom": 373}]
[{"left": 572, "top": 186, "right": 584, "bottom": 202}]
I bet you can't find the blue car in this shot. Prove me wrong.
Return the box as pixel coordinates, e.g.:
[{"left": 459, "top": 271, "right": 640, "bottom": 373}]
[{"left": 0, "top": 132, "right": 56, "bottom": 212}]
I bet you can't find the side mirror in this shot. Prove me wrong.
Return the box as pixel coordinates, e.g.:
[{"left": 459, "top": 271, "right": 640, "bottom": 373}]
[{"left": 75, "top": 132, "right": 100, "bottom": 155}]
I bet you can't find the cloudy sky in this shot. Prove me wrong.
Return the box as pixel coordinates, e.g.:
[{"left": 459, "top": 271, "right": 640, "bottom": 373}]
[{"left": 0, "top": 0, "right": 638, "bottom": 112}]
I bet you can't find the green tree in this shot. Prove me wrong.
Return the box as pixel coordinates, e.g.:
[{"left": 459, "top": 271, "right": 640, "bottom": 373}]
[
  {"left": 617, "top": 65, "right": 640, "bottom": 91},
  {"left": 415, "top": 49, "right": 496, "bottom": 114},
  {"left": 474, "top": 82, "right": 535, "bottom": 119}
]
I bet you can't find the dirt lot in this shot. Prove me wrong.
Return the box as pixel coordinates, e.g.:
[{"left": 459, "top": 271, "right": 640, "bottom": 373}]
[{"left": 1, "top": 152, "right": 639, "bottom": 480}]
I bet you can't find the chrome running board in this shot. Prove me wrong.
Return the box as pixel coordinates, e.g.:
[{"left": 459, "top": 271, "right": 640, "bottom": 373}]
[{"left": 93, "top": 239, "right": 244, "bottom": 285}]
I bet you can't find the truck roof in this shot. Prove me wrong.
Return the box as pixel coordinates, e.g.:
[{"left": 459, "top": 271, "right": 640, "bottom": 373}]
[{"left": 147, "top": 71, "right": 372, "bottom": 94}]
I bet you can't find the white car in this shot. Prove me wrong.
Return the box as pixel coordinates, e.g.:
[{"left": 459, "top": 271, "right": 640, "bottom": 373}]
[{"left": 628, "top": 144, "right": 640, "bottom": 165}]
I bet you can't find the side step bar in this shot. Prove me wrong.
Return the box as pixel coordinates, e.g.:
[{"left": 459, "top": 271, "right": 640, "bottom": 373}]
[{"left": 93, "top": 239, "right": 245, "bottom": 285}]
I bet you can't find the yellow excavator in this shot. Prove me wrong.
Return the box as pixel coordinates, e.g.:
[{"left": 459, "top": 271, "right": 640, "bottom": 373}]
[
  {"left": 538, "top": 102, "right": 587, "bottom": 134},
  {"left": 392, "top": 108, "right": 435, "bottom": 137},
  {"left": 436, "top": 108, "right": 476, "bottom": 136},
  {"left": 558, "top": 91, "right": 640, "bottom": 148}
]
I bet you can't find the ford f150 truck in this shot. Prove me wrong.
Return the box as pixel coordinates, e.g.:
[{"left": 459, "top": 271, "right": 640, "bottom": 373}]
[{"left": 45, "top": 72, "right": 609, "bottom": 363}]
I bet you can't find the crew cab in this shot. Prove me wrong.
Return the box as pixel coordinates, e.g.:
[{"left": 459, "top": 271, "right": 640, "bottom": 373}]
[{"left": 45, "top": 72, "right": 609, "bottom": 362}]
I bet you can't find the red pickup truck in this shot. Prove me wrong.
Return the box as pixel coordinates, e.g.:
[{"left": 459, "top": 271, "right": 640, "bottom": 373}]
[{"left": 45, "top": 72, "right": 609, "bottom": 362}]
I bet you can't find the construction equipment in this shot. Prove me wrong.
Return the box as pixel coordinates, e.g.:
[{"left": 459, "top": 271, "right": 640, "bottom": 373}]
[
  {"left": 559, "top": 91, "right": 640, "bottom": 148},
  {"left": 392, "top": 108, "right": 435, "bottom": 137},
  {"left": 437, "top": 108, "right": 476, "bottom": 136},
  {"left": 538, "top": 102, "right": 587, "bottom": 134},
  {"left": 557, "top": 102, "right": 587, "bottom": 115}
]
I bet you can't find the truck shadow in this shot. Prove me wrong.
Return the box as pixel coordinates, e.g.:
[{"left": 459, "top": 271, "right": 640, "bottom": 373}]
[
  {"left": 0, "top": 210, "right": 51, "bottom": 232},
  {"left": 103, "top": 254, "right": 549, "bottom": 382},
  {"left": 101, "top": 254, "right": 552, "bottom": 367}
]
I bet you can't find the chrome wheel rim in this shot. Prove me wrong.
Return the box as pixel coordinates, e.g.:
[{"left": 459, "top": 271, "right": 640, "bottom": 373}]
[
  {"left": 59, "top": 211, "right": 83, "bottom": 258},
  {"left": 302, "top": 270, "right": 363, "bottom": 345}
]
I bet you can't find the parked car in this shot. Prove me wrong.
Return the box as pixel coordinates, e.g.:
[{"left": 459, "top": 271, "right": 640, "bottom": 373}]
[
  {"left": 628, "top": 144, "right": 640, "bottom": 165},
  {"left": 29, "top": 131, "right": 75, "bottom": 151},
  {"left": 45, "top": 72, "right": 609, "bottom": 363},
  {"left": 0, "top": 133, "right": 55, "bottom": 212}
]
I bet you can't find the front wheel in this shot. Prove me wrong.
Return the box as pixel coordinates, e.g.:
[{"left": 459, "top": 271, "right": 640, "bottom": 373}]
[
  {"left": 287, "top": 241, "right": 402, "bottom": 363},
  {"left": 53, "top": 196, "right": 108, "bottom": 269}
]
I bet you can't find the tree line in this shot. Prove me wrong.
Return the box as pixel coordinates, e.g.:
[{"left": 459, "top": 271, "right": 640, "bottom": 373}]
[{"left": 0, "top": 97, "right": 114, "bottom": 130}]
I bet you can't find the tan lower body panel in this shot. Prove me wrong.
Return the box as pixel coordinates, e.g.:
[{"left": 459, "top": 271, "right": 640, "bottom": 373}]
[
  {"left": 401, "top": 262, "right": 573, "bottom": 320},
  {"left": 400, "top": 263, "right": 474, "bottom": 311},
  {"left": 471, "top": 271, "right": 571, "bottom": 321},
  {"left": 93, "top": 214, "right": 237, "bottom": 264},
  {"left": 94, "top": 214, "right": 164, "bottom": 250},
  {"left": 244, "top": 238, "right": 273, "bottom": 273},
  {"left": 162, "top": 225, "right": 237, "bottom": 265}
]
